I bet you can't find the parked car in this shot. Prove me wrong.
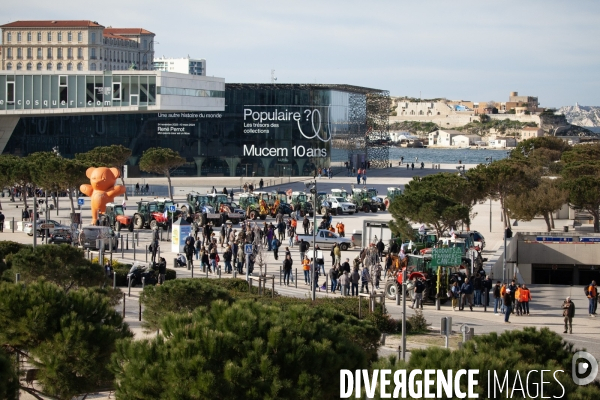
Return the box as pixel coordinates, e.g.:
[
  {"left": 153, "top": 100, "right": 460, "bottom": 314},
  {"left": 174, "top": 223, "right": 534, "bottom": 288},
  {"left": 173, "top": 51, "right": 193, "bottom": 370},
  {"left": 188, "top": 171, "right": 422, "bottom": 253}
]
[
  {"left": 322, "top": 196, "right": 356, "bottom": 215},
  {"left": 295, "top": 229, "right": 352, "bottom": 250},
  {"left": 24, "top": 219, "right": 69, "bottom": 236},
  {"left": 48, "top": 228, "right": 73, "bottom": 245},
  {"left": 77, "top": 226, "right": 118, "bottom": 251}
]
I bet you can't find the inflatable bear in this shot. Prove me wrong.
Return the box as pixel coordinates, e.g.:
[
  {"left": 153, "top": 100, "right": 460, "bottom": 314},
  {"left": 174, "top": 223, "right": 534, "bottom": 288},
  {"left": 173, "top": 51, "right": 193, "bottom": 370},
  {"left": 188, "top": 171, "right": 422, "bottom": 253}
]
[{"left": 80, "top": 167, "right": 126, "bottom": 225}]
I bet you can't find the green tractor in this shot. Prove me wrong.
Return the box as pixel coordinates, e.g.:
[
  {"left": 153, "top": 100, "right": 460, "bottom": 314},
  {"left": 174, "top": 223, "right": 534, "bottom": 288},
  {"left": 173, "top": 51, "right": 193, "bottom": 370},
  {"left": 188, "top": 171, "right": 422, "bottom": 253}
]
[
  {"left": 383, "top": 187, "right": 403, "bottom": 209},
  {"left": 239, "top": 193, "right": 269, "bottom": 220},
  {"left": 351, "top": 188, "right": 379, "bottom": 213},
  {"left": 181, "top": 192, "right": 222, "bottom": 226},
  {"left": 290, "top": 191, "right": 314, "bottom": 217},
  {"left": 206, "top": 193, "right": 242, "bottom": 224},
  {"left": 366, "top": 187, "right": 386, "bottom": 211}
]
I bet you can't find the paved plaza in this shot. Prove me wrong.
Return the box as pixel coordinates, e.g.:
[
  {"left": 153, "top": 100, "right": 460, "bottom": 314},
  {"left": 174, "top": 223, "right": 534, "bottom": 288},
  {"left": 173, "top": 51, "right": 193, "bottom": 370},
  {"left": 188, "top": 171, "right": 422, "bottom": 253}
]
[{"left": 3, "top": 164, "right": 599, "bottom": 398}]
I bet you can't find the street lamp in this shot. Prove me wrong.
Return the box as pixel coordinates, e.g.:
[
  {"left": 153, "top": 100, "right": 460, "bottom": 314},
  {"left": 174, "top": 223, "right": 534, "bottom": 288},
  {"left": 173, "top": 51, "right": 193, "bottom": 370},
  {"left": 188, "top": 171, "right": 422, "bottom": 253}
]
[
  {"left": 305, "top": 180, "right": 318, "bottom": 301},
  {"left": 486, "top": 157, "right": 493, "bottom": 233}
]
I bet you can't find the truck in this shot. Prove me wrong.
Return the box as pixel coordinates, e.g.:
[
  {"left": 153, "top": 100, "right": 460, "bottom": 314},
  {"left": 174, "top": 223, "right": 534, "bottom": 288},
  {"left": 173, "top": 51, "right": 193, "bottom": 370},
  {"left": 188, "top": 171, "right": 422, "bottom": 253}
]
[
  {"left": 180, "top": 192, "right": 223, "bottom": 226},
  {"left": 133, "top": 201, "right": 169, "bottom": 230},
  {"left": 322, "top": 195, "right": 356, "bottom": 215},
  {"left": 330, "top": 188, "right": 351, "bottom": 201},
  {"left": 99, "top": 203, "right": 134, "bottom": 232},
  {"left": 294, "top": 229, "right": 352, "bottom": 250}
]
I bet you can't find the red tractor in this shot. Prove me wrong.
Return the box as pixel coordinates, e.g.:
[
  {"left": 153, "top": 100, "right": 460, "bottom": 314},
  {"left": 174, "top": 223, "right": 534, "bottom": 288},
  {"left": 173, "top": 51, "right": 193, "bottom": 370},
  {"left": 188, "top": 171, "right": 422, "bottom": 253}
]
[
  {"left": 99, "top": 203, "right": 134, "bottom": 232},
  {"left": 133, "top": 201, "right": 169, "bottom": 230}
]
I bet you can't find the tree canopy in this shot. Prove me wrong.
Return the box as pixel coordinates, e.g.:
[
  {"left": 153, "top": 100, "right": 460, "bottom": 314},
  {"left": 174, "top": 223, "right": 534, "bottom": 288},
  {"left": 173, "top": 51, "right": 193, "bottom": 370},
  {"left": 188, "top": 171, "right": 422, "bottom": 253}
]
[
  {"left": 5, "top": 244, "right": 105, "bottom": 292},
  {"left": 0, "top": 280, "right": 131, "bottom": 399},
  {"left": 389, "top": 173, "right": 472, "bottom": 238},
  {"left": 138, "top": 147, "right": 186, "bottom": 199},
  {"left": 112, "top": 299, "right": 379, "bottom": 400},
  {"left": 370, "top": 327, "right": 600, "bottom": 399}
]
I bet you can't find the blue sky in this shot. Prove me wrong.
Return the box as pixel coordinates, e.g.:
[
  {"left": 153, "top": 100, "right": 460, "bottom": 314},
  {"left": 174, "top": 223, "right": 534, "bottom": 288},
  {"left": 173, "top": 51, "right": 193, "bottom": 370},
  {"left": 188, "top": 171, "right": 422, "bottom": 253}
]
[{"left": 4, "top": 0, "right": 600, "bottom": 107}]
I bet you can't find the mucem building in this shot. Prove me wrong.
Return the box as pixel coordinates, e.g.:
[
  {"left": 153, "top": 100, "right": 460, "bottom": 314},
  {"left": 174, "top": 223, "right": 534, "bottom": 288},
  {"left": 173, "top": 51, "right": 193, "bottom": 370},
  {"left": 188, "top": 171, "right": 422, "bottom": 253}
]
[{"left": 0, "top": 72, "right": 389, "bottom": 176}]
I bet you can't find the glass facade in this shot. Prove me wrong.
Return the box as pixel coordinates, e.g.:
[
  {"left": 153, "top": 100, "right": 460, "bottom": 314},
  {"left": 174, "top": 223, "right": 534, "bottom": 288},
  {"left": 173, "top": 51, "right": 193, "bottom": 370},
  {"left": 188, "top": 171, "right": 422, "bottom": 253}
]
[
  {"left": 2, "top": 83, "right": 374, "bottom": 177},
  {"left": 0, "top": 72, "right": 157, "bottom": 110}
]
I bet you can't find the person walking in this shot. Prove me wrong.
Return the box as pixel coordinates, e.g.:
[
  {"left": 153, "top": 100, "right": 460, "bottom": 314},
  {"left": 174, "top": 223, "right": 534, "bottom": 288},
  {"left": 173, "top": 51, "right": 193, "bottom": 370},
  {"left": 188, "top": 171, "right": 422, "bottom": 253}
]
[
  {"left": 0, "top": 211, "right": 6, "bottom": 232},
  {"left": 283, "top": 254, "right": 293, "bottom": 286},
  {"left": 412, "top": 277, "right": 425, "bottom": 309},
  {"left": 362, "top": 170, "right": 367, "bottom": 184},
  {"left": 223, "top": 245, "right": 233, "bottom": 273},
  {"left": 340, "top": 270, "right": 350, "bottom": 296},
  {"left": 460, "top": 278, "right": 474, "bottom": 311},
  {"left": 201, "top": 248, "right": 210, "bottom": 272},
  {"left": 376, "top": 239, "right": 385, "bottom": 262},
  {"left": 493, "top": 281, "right": 503, "bottom": 315},
  {"left": 333, "top": 243, "right": 342, "bottom": 266},
  {"left": 515, "top": 285, "right": 522, "bottom": 316},
  {"left": 562, "top": 296, "right": 575, "bottom": 333},
  {"left": 373, "top": 263, "right": 382, "bottom": 289},
  {"left": 586, "top": 280, "right": 598, "bottom": 317},
  {"left": 272, "top": 237, "right": 280, "bottom": 260},
  {"left": 299, "top": 239, "right": 308, "bottom": 262},
  {"left": 157, "top": 257, "right": 167, "bottom": 285},
  {"left": 473, "top": 273, "right": 482, "bottom": 306},
  {"left": 236, "top": 244, "right": 244, "bottom": 274},
  {"left": 483, "top": 276, "right": 493, "bottom": 306},
  {"left": 329, "top": 264, "right": 339, "bottom": 293},
  {"left": 302, "top": 256, "right": 311, "bottom": 285},
  {"left": 520, "top": 284, "right": 531, "bottom": 315},
  {"left": 503, "top": 288, "right": 513, "bottom": 323},
  {"left": 303, "top": 215, "right": 310, "bottom": 235},
  {"left": 350, "top": 268, "right": 360, "bottom": 296},
  {"left": 451, "top": 281, "right": 460, "bottom": 311},
  {"left": 360, "top": 265, "right": 371, "bottom": 294},
  {"left": 336, "top": 221, "right": 345, "bottom": 237},
  {"left": 194, "top": 238, "right": 202, "bottom": 260},
  {"left": 508, "top": 280, "right": 517, "bottom": 313}
]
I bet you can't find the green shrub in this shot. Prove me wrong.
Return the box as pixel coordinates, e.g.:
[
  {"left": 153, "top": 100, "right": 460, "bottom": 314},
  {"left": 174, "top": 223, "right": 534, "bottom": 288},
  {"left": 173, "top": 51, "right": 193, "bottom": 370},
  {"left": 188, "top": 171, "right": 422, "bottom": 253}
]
[
  {"left": 140, "top": 279, "right": 232, "bottom": 331},
  {"left": 371, "top": 327, "right": 600, "bottom": 399},
  {"left": 113, "top": 300, "right": 380, "bottom": 399},
  {"left": 407, "top": 309, "right": 429, "bottom": 333}
]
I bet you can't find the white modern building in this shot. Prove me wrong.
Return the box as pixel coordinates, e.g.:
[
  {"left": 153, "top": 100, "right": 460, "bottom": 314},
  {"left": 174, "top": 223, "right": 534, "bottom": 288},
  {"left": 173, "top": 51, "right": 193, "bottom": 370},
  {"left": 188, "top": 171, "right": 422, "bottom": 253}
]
[
  {"left": 452, "top": 134, "right": 480, "bottom": 147},
  {"left": 0, "top": 20, "right": 155, "bottom": 72},
  {"left": 153, "top": 56, "right": 206, "bottom": 76}
]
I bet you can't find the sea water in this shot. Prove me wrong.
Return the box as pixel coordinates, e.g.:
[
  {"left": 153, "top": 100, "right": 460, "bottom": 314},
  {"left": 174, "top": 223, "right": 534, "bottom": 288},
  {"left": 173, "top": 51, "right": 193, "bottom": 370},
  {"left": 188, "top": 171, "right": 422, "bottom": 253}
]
[{"left": 331, "top": 147, "right": 510, "bottom": 164}]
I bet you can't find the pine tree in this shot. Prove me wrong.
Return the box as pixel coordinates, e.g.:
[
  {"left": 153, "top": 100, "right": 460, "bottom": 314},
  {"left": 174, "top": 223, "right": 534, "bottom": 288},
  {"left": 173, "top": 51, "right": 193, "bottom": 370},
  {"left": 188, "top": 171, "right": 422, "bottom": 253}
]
[
  {"left": 112, "top": 299, "right": 379, "bottom": 399},
  {"left": 0, "top": 280, "right": 132, "bottom": 399}
]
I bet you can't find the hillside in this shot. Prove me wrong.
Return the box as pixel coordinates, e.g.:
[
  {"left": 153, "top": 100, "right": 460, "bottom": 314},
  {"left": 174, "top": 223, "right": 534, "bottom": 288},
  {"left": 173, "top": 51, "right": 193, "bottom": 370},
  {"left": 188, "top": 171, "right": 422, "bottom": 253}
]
[{"left": 556, "top": 104, "right": 600, "bottom": 127}]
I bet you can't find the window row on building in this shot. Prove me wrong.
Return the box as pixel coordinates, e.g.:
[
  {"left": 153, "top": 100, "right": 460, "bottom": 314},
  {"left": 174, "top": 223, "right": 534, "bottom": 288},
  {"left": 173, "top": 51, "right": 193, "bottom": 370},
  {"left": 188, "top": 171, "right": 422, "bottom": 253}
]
[
  {"left": 5, "top": 31, "right": 97, "bottom": 44},
  {"left": 4, "top": 47, "right": 87, "bottom": 60},
  {"left": 5, "top": 62, "right": 87, "bottom": 71}
]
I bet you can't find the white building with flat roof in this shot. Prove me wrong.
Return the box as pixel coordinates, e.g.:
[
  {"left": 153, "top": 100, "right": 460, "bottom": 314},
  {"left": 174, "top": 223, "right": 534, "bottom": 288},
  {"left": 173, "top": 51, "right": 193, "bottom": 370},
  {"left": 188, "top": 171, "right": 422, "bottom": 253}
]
[{"left": 153, "top": 56, "right": 206, "bottom": 76}]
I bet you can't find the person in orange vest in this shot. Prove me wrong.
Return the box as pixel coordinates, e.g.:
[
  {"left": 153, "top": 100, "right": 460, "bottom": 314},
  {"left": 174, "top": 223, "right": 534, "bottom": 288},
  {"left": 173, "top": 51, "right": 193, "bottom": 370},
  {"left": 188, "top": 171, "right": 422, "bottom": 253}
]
[
  {"left": 520, "top": 284, "right": 531, "bottom": 315},
  {"left": 587, "top": 280, "right": 597, "bottom": 317},
  {"left": 336, "top": 221, "right": 345, "bottom": 237},
  {"left": 302, "top": 256, "right": 311, "bottom": 285},
  {"left": 515, "top": 285, "right": 522, "bottom": 316},
  {"left": 328, "top": 225, "right": 335, "bottom": 233}
]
